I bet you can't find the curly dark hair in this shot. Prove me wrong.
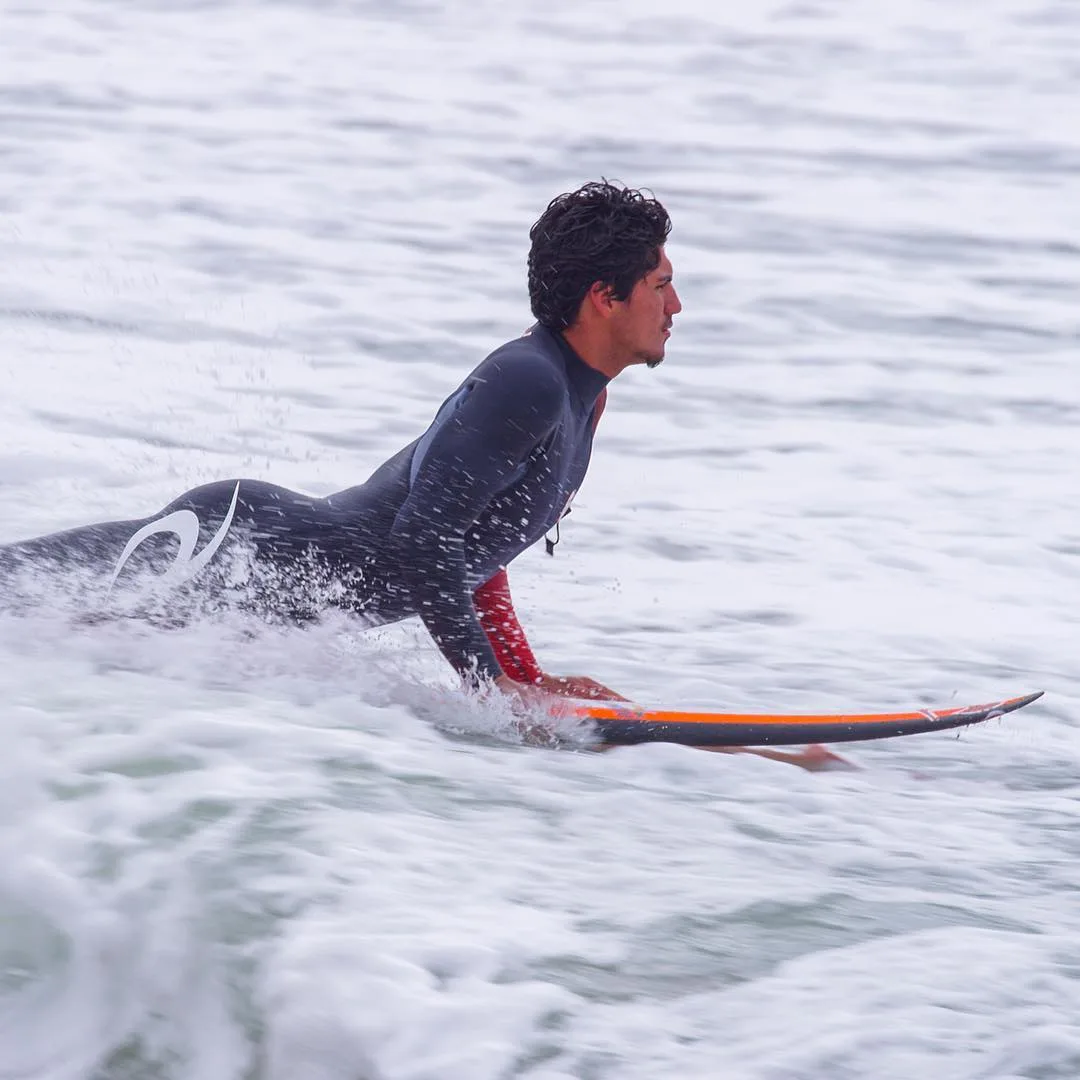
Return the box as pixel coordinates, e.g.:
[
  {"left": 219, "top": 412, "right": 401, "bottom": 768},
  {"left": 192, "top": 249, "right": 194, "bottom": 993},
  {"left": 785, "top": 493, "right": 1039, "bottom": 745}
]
[{"left": 527, "top": 181, "right": 672, "bottom": 331}]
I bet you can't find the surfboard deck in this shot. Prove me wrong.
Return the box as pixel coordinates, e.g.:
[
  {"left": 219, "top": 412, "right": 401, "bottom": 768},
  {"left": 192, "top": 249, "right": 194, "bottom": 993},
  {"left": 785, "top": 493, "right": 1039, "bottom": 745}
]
[{"left": 572, "top": 691, "right": 1043, "bottom": 748}]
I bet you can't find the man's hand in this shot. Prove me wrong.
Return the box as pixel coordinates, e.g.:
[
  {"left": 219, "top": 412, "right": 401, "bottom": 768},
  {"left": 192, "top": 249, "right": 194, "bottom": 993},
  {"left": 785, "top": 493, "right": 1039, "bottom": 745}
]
[
  {"left": 491, "top": 671, "right": 626, "bottom": 746},
  {"left": 494, "top": 672, "right": 628, "bottom": 702},
  {"left": 531, "top": 673, "right": 629, "bottom": 701}
]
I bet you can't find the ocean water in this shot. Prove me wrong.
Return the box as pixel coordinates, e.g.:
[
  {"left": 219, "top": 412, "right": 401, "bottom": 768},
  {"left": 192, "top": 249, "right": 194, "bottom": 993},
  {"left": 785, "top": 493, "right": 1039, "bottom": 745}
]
[{"left": 2, "top": 0, "right": 1079, "bottom": 1077}]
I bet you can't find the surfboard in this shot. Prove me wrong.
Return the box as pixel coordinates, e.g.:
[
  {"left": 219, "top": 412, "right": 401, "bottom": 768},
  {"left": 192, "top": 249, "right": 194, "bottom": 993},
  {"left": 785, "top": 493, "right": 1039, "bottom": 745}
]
[{"left": 572, "top": 691, "right": 1043, "bottom": 748}]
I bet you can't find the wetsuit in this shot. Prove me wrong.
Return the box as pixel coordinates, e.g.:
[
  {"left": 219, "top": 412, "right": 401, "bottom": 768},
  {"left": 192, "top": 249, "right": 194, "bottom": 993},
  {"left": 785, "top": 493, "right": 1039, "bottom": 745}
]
[{"left": 0, "top": 324, "right": 609, "bottom": 684}]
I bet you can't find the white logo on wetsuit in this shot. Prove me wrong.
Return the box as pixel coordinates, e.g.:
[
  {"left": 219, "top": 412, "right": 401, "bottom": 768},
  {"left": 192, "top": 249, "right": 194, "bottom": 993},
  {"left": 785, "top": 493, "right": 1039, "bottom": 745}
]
[{"left": 108, "top": 482, "right": 240, "bottom": 592}]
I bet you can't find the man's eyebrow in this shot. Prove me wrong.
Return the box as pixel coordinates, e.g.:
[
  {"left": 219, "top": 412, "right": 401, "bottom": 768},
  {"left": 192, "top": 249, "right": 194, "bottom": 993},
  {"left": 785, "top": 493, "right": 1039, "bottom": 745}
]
[{"left": 655, "top": 273, "right": 673, "bottom": 284}]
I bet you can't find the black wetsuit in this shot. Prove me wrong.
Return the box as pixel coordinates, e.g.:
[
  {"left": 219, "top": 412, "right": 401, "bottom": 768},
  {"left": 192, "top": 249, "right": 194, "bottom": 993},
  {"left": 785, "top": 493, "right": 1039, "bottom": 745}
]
[{"left": 0, "top": 324, "right": 609, "bottom": 681}]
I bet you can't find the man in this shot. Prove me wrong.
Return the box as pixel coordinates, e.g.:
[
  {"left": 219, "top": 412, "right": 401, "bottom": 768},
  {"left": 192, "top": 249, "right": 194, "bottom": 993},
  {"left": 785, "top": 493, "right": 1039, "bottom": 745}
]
[{"left": 0, "top": 181, "right": 681, "bottom": 702}]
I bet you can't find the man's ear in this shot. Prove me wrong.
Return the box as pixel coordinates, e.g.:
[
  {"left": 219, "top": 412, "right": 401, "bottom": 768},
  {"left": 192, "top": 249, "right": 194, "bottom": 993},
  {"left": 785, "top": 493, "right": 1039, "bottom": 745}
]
[{"left": 584, "top": 280, "right": 617, "bottom": 317}]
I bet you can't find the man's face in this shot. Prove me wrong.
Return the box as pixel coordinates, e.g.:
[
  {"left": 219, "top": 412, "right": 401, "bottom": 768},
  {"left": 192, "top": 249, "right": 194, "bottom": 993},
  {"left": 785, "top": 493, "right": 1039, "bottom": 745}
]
[{"left": 611, "top": 247, "right": 681, "bottom": 367}]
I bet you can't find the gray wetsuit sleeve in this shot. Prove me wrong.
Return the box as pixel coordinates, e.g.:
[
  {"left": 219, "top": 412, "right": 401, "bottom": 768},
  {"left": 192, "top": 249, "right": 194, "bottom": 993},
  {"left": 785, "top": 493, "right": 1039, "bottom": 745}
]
[{"left": 389, "top": 355, "right": 563, "bottom": 682}]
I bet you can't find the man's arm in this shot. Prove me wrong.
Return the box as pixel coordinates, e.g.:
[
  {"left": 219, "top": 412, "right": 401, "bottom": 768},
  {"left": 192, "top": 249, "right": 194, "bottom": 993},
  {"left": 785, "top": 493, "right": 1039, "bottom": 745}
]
[
  {"left": 389, "top": 354, "right": 563, "bottom": 684},
  {"left": 473, "top": 567, "right": 544, "bottom": 685},
  {"left": 474, "top": 567, "right": 627, "bottom": 701},
  {"left": 467, "top": 385, "right": 623, "bottom": 698}
]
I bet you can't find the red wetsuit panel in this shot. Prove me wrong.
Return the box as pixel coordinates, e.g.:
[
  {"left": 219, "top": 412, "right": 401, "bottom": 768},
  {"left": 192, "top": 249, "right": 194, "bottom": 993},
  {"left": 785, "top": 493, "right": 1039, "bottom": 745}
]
[{"left": 473, "top": 568, "right": 543, "bottom": 684}]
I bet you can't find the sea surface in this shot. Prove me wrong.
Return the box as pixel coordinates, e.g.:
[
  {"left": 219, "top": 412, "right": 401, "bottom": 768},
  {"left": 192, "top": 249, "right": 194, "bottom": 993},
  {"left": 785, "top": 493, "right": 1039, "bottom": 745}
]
[{"left": 2, "top": 1, "right": 1079, "bottom": 1077}]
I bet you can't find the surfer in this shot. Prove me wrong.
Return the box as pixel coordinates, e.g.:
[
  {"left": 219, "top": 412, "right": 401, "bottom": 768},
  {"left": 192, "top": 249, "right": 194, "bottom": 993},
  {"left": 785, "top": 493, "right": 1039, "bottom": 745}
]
[{"left": 0, "top": 181, "right": 681, "bottom": 703}]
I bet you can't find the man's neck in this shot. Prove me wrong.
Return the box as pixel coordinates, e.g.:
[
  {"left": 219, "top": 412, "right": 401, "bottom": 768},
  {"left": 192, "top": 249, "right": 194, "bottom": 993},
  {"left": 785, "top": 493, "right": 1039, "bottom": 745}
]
[{"left": 560, "top": 323, "right": 625, "bottom": 379}]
